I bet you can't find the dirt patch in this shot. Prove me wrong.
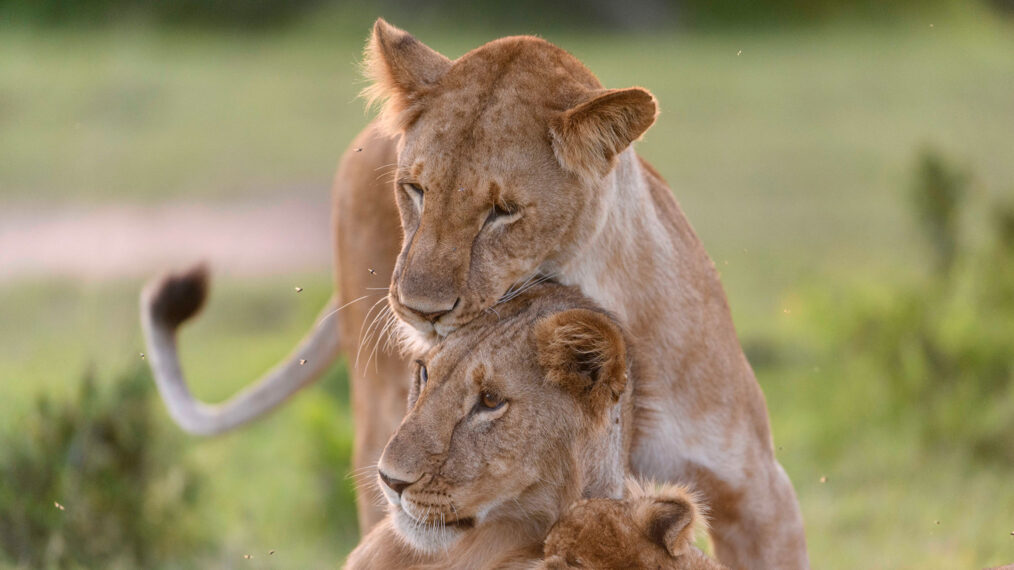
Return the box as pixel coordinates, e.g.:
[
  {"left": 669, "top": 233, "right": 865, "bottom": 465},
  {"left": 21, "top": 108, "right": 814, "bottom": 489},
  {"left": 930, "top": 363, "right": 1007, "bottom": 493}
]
[{"left": 0, "top": 199, "right": 332, "bottom": 282}]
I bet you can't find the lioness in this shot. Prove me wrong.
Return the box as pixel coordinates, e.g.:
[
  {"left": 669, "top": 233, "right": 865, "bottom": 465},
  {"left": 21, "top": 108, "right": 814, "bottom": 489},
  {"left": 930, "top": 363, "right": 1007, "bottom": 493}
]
[
  {"left": 541, "top": 478, "right": 726, "bottom": 570},
  {"left": 344, "top": 281, "right": 634, "bottom": 569},
  {"left": 141, "top": 19, "right": 807, "bottom": 568}
]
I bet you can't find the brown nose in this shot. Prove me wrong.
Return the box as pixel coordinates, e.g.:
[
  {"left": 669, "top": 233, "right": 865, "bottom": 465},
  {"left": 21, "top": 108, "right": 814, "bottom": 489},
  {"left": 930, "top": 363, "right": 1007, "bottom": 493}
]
[
  {"left": 402, "top": 297, "right": 459, "bottom": 323},
  {"left": 379, "top": 470, "right": 412, "bottom": 496}
]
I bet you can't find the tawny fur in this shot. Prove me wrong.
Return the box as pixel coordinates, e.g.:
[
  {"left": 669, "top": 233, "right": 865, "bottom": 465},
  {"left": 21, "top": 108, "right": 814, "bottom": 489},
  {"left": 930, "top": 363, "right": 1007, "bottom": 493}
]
[
  {"left": 540, "top": 478, "right": 726, "bottom": 569},
  {"left": 347, "top": 20, "right": 809, "bottom": 569},
  {"left": 345, "top": 283, "right": 634, "bottom": 570},
  {"left": 142, "top": 19, "right": 809, "bottom": 569}
]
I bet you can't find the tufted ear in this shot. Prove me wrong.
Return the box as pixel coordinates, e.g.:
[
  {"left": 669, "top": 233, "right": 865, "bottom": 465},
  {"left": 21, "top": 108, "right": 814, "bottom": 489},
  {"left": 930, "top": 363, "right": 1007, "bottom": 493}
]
[
  {"left": 550, "top": 87, "right": 658, "bottom": 180},
  {"left": 361, "top": 18, "right": 452, "bottom": 133},
  {"left": 535, "top": 309, "right": 627, "bottom": 416},
  {"left": 631, "top": 483, "right": 700, "bottom": 559}
]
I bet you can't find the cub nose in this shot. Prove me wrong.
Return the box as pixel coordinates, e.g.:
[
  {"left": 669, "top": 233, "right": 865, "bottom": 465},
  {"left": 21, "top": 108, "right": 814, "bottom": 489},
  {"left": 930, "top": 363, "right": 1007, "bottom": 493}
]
[
  {"left": 402, "top": 297, "right": 459, "bottom": 323},
  {"left": 379, "top": 470, "right": 412, "bottom": 496}
]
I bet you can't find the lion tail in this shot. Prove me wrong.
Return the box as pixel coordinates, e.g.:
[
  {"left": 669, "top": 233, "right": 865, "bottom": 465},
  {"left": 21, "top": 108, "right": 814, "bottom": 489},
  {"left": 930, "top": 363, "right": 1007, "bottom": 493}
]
[{"left": 139, "top": 263, "right": 341, "bottom": 435}]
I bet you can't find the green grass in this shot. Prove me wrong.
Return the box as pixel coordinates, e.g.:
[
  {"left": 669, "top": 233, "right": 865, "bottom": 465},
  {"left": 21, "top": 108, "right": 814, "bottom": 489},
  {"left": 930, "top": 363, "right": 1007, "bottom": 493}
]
[
  {"left": 3, "top": 19, "right": 1013, "bottom": 323},
  {"left": 0, "top": 275, "right": 362, "bottom": 567},
  {"left": 2, "top": 17, "right": 1014, "bottom": 569}
]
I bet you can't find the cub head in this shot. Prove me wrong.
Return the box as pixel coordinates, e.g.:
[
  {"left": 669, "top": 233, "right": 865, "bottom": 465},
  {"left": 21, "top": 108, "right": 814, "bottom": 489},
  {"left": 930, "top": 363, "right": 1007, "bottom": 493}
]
[
  {"left": 363, "top": 19, "right": 658, "bottom": 344},
  {"left": 375, "top": 283, "right": 630, "bottom": 553},
  {"left": 541, "top": 479, "right": 726, "bottom": 569}
]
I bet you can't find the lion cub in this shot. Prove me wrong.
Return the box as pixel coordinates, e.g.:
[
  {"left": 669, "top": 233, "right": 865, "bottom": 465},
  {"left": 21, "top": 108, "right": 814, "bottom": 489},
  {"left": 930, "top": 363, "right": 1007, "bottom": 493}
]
[
  {"left": 345, "top": 282, "right": 635, "bottom": 570},
  {"left": 540, "top": 478, "right": 726, "bottom": 569}
]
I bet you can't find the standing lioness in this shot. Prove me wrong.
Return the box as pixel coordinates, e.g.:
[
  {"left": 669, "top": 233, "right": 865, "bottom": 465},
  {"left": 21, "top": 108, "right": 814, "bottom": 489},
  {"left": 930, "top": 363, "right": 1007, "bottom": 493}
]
[{"left": 142, "top": 19, "right": 807, "bottom": 569}]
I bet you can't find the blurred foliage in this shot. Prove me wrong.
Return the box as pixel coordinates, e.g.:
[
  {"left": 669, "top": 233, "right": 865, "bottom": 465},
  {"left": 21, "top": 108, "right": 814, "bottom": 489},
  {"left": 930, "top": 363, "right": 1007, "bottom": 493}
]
[
  {"left": 300, "top": 363, "right": 360, "bottom": 544},
  {"left": 0, "top": 366, "right": 210, "bottom": 568},
  {"left": 797, "top": 149, "right": 1014, "bottom": 464},
  {"left": 0, "top": 0, "right": 1001, "bottom": 29},
  {"left": 0, "top": 0, "right": 327, "bottom": 28},
  {"left": 910, "top": 149, "right": 968, "bottom": 274},
  {"left": 677, "top": 0, "right": 969, "bottom": 27}
]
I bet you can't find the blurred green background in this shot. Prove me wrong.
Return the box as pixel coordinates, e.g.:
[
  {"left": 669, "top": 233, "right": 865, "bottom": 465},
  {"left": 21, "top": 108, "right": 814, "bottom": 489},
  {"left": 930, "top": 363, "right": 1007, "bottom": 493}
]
[{"left": 1, "top": 0, "right": 1013, "bottom": 568}]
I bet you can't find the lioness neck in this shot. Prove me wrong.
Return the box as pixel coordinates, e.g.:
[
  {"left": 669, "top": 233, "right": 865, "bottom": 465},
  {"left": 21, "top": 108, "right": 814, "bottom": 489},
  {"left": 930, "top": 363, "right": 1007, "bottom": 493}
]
[
  {"left": 556, "top": 149, "right": 755, "bottom": 427},
  {"left": 560, "top": 149, "right": 729, "bottom": 331}
]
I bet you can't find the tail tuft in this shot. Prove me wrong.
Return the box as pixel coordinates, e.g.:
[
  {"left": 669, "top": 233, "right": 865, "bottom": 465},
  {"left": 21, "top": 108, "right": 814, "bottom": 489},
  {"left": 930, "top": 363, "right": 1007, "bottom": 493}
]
[{"left": 147, "top": 264, "right": 209, "bottom": 328}]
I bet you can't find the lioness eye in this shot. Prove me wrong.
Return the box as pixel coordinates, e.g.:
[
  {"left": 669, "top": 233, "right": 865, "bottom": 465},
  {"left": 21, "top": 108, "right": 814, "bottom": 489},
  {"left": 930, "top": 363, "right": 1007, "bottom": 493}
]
[
  {"left": 402, "top": 183, "right": 424, "bottom": 198},
  {"left": 401, "top": 183, "right": 424, "bottom": 210},
  {"left": 416, "top": 360, "right": 428, "bottom": 386},
  {"left": 479, "top": 391, "right": 505, "bottom": 411},
  {"left": 484, "top": 202, "right": 519, "bottom": 227}
]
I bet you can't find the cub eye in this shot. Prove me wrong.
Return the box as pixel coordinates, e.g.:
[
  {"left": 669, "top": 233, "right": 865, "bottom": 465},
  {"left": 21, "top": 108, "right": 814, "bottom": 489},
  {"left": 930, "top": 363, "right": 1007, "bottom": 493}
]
[
  {"left": 416, "top": 360, "right": 428, "bottom": 386},
  {"left": 484, "top": 201, "right": 519, "bottom": 227},
  {"left": 479, "top": 391, "right": 505, "bottom": 411}
]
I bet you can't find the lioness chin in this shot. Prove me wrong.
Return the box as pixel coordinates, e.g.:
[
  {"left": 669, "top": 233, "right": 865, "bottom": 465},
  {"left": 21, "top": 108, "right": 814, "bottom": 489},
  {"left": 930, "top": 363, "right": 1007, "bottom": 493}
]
[
  {"left": 345, "top": 282, "right": 633, "bottom": 570},
  {"left": 142, "top": 18, "right": 808, "bottom": 569}
]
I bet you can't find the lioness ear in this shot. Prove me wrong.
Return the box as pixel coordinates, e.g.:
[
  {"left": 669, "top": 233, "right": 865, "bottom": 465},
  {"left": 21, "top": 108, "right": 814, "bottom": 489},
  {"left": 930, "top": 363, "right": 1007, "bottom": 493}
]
[
  {"left": 362, "top": 18, "right": 452, "bottom": 133},
  {"left": 535, "top": 309, "right": 627, "bottom": 415},
  {"left": 633, "top": 485, "right": 700, "bottom": 559},
  {"left": 550, "top": 87, "right": 658, "bottom": 179}
]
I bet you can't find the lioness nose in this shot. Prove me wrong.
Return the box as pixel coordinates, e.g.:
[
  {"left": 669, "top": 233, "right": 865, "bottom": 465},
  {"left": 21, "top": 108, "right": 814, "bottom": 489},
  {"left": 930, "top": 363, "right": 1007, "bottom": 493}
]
[
  {"left": 379, "top": 470, "right": 412, "bottom": 496},
  {"left": 402, "top": 297, "right": 459, "bottom": 323}
]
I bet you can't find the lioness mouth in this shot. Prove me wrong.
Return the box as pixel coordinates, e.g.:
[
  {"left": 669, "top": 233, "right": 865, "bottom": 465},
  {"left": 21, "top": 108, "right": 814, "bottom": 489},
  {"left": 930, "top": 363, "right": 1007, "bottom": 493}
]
[
  {"left": 402, "top": 505, "right": 475, "bottom": 529},
  {"left": 417, "top": 514, "right": 474, "bottom": 529},
  {"left": 443, "top": 517, "right": 474, "bottom": 529}
]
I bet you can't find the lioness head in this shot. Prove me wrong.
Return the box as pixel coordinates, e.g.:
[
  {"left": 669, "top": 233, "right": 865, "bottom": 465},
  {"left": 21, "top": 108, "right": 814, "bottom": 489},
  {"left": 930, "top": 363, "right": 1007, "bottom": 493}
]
[
  {"left": 541, "top": 479, "right": 726, "bottom": 569},
  {"left": 363, "top": 19, "right": 658, "bottom": 344},
  {"left": 374, "top": 282, "right": 630, "bottom": 553}
]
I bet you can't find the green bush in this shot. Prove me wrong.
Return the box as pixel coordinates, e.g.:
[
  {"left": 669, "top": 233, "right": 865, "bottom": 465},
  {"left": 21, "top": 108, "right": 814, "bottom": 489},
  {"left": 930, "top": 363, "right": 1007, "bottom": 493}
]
[
  {"left": 676, "top": 0, "right": 970, "bottom": 26},
  {"left": 0, "top": 367, "right": 210, "bottom": 568},
  {"left": 301, "top": 363, "right": 360, "bottom": 542},
  {"left": 910, "top": 149, "right": 969, "bottom": 275},
  {"left": 795, "top": 149, "right": 1014, "bottom": 464}
]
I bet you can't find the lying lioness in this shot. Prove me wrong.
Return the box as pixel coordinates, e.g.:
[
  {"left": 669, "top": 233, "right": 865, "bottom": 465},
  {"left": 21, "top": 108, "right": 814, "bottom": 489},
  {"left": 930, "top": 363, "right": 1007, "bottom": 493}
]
[
  {"left": 345, "top": 282, "right": 634, "bottom": 569},
  {"left": 541, "top": 479, "right": 726, "bottom": 569}
]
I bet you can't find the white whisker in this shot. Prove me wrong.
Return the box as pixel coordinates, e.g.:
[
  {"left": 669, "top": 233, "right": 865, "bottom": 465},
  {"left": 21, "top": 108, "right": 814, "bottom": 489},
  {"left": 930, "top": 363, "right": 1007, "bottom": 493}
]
[
  {"left": 498, "top": 272, "right": 556, "bottom": 305},
  {"left": 358, "top": 305, "right": 390, "bottom": 373},
  {"left": 367, "top": 307, "right": 395, "bottom": 373},
  {"left": 316, "top": 293, "right": 376, "bottom": 328},
  {"left": 382, "top": 312, "right": 401, "bottom": 354},
  {"left": 355, "top": 296, "right": 392, "bottom": 371}
]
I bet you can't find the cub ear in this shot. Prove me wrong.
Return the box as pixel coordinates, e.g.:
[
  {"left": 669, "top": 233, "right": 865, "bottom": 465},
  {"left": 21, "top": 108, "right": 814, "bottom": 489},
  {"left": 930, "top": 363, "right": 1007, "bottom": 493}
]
[
  {"left": 537, "top": 555, "right": 568, "bottom": 570},
  {"left": 550, "top": 87, "right": 658, "bottom": 179},
  {"left": 535, "top": 309, "right": 627, "bottom": 415},
  {"left": 361, "top": 18, "right": 452, "bottom": 132},
  {"left": 632, "top": 485, "right": 701, "bottom": 559}
]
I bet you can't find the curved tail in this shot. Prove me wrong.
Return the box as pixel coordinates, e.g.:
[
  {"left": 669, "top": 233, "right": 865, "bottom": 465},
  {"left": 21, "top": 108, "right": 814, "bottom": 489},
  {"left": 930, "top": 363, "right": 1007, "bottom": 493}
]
[{"left": 139, "top": 264, "right": 341, "bottom": 435}]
